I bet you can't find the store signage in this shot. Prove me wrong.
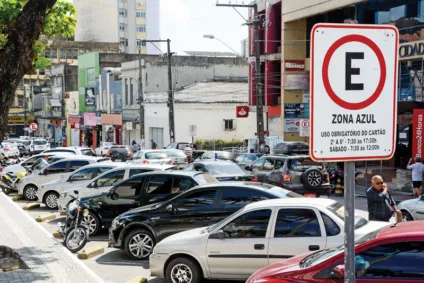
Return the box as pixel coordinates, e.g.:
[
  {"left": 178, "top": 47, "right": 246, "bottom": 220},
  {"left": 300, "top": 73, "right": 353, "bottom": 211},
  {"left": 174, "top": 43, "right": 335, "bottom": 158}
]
[
  {"left": 284, "top": 119, "right": 300, "bottom": 133},
  {"left": 412, "top": 109, "right": 424, "bottom": 159},
  {"left": 285, "top": 60, "right": 305, "bottom": 71},
  {"left": 284, "top": 74, "right": 309, "bottom": 90},
  {"left": 310, "top": 23, "right": 398, "bottom": 161},
  {"left": 236, "top": 106, "right": 249, "bottom": 118},
  {"left": 284, "top": 104, "right": 309, "bottom": 119},
  {"left": 399, "top": 40, "right": 424, "bottom": 60},
  {"left": 8, "top": 116, "right": 24, "bottom": 123}
]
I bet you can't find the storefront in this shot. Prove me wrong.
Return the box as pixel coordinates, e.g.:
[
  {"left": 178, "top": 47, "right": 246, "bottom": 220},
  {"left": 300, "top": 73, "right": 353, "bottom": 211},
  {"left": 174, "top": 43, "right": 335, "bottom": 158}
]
[
  {"left": 68, "top": 116, "right": 82, "bottom": 146},
  {"left": 83, "top": 113, "right": 98, "bottom": 149},
  {"left": 101, "top": 114, "right": 122, "bottom": 144},
  {"left": 7, "top": 116, "right": 25, "bottom": 138}
]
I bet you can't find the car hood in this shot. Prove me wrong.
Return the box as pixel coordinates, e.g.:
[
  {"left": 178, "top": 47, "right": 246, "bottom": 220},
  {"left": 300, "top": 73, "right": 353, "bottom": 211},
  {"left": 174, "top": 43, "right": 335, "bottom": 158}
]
[
  {"left": 398, "top": 198, "right": 420, "bottom": 210},
  {"left": 118, "top": 202, "right": 163, "bottom": 218},
  {"left": 3, "top": 164, "right": 26, "bottom": 173},
  {"left": 156, "top": 227, "right": 207, "bottom": 248}
]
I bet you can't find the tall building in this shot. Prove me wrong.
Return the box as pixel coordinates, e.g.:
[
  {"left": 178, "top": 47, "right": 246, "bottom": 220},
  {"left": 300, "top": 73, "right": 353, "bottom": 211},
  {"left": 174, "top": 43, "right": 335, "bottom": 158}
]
[{"left": 74, "top": 0, "right": 160, "bottom": 54}]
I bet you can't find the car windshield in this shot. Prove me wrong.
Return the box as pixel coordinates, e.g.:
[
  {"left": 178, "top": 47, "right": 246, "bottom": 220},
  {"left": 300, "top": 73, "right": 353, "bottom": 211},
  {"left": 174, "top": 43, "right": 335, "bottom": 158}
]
[
  {"left": 205, "top": 163, "right": 245, "bottom": 175},
  {"left": 110, "top": 147, "right": 130, "bottom": 153},
  {"left": 81, "top": 149, "right": 95, "bottom": 155},
  {"left": 289, "top": 158, "right": 323, "bottom": 172},
  {"left": 216, "top": 152, "right": 234, "bottom": 160},
  {"left": 1, "top": 142, "right": 13, "bottom": 148},
  {"left": 193, "top": 173, "right": 218, "bottom": 185},
  {"left": 146, "top": 152, "right": 168, "bottom": 159},
  {"left": 104, "top": 142, "right": 116, "bottom": 147},
  {"left": 20, "top": 140, "right": 31, "bottom": 146},
  {"left": 34, "top": 140, "right": 47, "bottom": 145},
  {"left": 327, "top": 202, "right": 368, "bottom": 229},
  {"left": 166, "top": 150, "right": 186, "bottom": 157},
  {"left": 301, "top": 227, "right": 384, "bottom": 268}
]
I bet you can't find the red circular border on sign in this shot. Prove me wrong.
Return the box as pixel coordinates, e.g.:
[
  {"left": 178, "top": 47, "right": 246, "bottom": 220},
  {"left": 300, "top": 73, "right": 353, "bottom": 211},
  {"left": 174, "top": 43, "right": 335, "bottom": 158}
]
[{"left": 322, "top": 34, "right": 386, "bottom": 110}]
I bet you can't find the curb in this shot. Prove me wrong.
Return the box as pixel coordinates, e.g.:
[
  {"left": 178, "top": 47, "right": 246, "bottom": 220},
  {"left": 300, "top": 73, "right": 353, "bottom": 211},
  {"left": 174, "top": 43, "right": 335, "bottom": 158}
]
[
  {"left": 77, "top": 246, "right": 104, "bottom": 260},
  {"left": 35, "top": 214, "right": 56, "bottom": 222},
  {"left": 23, "top": 203, "right": 40, "bottom": 210},
  {"left": 60, "top": 211, "right": 66, "bottom": 216},
  {"left": 53, "top": 230, "right": 63, "bottom": 239},
  {"left": 127, "top": 277, "right": 147, "bottom": 283},
  {"left": 12, "top": 195, "right": 24, "bottom": 201}
]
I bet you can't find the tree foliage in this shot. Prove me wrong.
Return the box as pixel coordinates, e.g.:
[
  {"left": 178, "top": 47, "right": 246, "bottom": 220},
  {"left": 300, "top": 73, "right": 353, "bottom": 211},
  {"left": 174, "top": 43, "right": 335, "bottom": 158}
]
[{"left": 0, "top": 0, "right": 76, "bottom": 69}]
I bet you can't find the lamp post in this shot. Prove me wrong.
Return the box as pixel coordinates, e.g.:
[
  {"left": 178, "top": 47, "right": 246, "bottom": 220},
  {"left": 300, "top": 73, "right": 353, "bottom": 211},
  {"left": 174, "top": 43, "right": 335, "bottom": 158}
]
[{"left": 203, "top": 34, "right": 246, "bottom": 59}]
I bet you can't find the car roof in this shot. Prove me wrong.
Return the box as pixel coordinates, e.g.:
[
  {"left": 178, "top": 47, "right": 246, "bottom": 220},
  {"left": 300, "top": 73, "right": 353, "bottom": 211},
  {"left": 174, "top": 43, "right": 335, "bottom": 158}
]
[
  {"left": 194, "top": 160, "right": 236, "bottom": 165},
  {"left": 142, "top": 170, "right": 206, "bottom": 177},
  {"left": 60, "top": 156, "right": 104, "bottom": 161},
  {"left": 74, "top": 162, "right": 118, "bottom": 168},
  {"left": 243, "top": 198, "right": 337, "bottom": 210},
  {"left": 192, "top": 181, "right": 277, "bottom": 190},
  {"left": 45, "top": 147, "right": 76, "bottom": 151},
  {"left": 376, "top": 221, "right": 424, "bottom": 240},
  {"left": 107, "top": 164, "right": 175, "bottom": 170}
]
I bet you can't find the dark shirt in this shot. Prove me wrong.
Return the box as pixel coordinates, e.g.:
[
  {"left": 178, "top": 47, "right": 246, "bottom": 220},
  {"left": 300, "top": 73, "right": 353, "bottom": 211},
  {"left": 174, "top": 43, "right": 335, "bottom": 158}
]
[{"left": 366, "top": 186, "right": 395, "bottom": 221}]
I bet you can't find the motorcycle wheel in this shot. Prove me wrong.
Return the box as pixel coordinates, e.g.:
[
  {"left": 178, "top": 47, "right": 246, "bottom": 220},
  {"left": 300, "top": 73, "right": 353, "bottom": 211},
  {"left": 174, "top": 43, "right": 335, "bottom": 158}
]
[
  {"left": 65, "top": 225, "right": 88, "bottom": 253},
  {"left": 1, "top": 186, "right": 11, "bottom": 195}
]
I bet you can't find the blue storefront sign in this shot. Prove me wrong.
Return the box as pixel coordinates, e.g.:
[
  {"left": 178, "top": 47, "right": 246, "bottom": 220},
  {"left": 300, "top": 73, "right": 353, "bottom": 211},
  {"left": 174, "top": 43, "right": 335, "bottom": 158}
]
[{"left": 284, "top": 103, "right": 309, "bottom": 118}]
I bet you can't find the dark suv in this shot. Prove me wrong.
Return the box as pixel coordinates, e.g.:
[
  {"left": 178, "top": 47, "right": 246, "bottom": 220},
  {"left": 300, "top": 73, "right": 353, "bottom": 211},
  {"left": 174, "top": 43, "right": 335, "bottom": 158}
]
[
  {"left": 273, "top": 142, "right": 309, "bottom": 155},
  {"left": 247, "top": 155, "right": 330, "bottom": 197},
  {"left": 108, "top": 182, "right": 302, "bottom": 260},
  {"left": 106, "top": 145, "right": 133, "bottom": 162},
  {"left": 79, "top": 171, "right": 218, "bottom": 233}
]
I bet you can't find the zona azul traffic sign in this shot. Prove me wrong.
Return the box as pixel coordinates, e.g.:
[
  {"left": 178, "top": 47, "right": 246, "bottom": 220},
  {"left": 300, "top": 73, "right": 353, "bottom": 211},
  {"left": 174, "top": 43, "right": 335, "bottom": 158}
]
[
  {"left": 310, "top": 24, "right": 398, "bottom": 161},
  {"left": 29, "top": 122, "right": 38, "bottom": 131}
]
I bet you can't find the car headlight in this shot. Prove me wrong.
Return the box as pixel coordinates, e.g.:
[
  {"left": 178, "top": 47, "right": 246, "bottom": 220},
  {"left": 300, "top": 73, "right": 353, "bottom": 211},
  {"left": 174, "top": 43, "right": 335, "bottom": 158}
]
[{"left": 111, "top": 218, "right": 123, "bottom": 229}]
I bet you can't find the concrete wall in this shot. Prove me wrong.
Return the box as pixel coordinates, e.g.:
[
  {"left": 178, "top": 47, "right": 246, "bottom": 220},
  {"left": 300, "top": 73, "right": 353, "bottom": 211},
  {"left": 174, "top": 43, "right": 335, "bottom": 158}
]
[
  {"left": 127, "top": 0, "right": 137, "bottom": 54},
  {"left": 145, "top": 0, "right": 161, "bottom": 55}
]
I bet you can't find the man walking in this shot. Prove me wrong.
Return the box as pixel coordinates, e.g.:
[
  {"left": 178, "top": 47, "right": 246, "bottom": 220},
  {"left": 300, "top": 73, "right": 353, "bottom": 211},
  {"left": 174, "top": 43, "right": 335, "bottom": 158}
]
[
  {"left": 407, "top": 157, "right": 424, "bottom": 198},
  {"left": 366, "top": 175, "right": 401, "bottom": 222}
]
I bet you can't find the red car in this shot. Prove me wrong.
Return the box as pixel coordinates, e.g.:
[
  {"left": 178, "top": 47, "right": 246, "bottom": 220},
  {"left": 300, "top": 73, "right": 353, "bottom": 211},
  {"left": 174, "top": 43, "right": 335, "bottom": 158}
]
[{"left": 248, "top": 221, "right": 424, "bottom": 283}]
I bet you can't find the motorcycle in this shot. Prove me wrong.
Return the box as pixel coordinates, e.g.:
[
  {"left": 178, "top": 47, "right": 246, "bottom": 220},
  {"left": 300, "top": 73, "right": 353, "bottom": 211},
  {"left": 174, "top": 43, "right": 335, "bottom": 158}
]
[
  {"left": 327, "top": 166, "right": 361, "bottom": 195},
  {"left": 0, "top": 171, "right": 28, "bottom": 195},
  {"left": 57, "top": 191, "right": 89, "bottom": 253}
]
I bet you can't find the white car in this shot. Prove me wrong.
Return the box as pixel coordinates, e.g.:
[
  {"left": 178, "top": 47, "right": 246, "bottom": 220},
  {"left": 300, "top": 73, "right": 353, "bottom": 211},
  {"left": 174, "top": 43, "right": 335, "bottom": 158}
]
[
  {"left": 397, "top": 195, "right": 424, "bottom": 221},
  {"left": 95, "top": 142, "right": 117, "bottom": 156},
  {"left": 163, "top": 149, "right": 188, "bottom": 169},
  {"left": 129, "top": 150, "right": 173, "bottom": 165},
  {"left": 57, "top": 164, "right": 176, "bottom": 235},
  {"left": 30, "top": 139, "right": 50, "bottom": 154},
  {"left": 1, "top": 142, "right": 20, "bottom": 158},
  {"left": 17, "top": 156, "right": 108, "bottom": 201},
  {"left": 150, "top": 198, "right": 389, "bottom": 282},
  {"left": 3, "top": 153, "right": 71, "bottom": 175},
  {"left": 36, "top": 162, "right": 120, "bottom": 209},
  {"left": 43, "top": 146, "right": 96, "bottom": 156}
]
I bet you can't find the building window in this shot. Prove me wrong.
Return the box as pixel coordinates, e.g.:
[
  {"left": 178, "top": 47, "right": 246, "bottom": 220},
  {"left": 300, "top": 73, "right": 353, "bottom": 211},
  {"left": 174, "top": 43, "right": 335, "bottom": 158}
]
[
  {"left": 51, "top": 48, "right": 57, "bottom": 59},
  {"left": 120, "top": 40, "right": 125, "bottom": 46},
  {"left": 125, "top": 80, "right": 129, "bottom": 105},
  {"left": 119, "top": 24, "right": 125, "bottom": 31},
  {"left": 72, "top": 49, "right": 78, "bottom": 59},
  {"left": 44, "top": 48, "right": 51, "bottom": 58},
  {"left": 17, "top": 95, "right": 24, "bottom": 107},
  {"left": 130, "top": 83, "right": 134, "bottom": 105},
  {"left": 87, "top": 68, "right": 96, "bottom": 87},
  {"left": 66, "top": 49, "right": 73, "bottom": 59},
  {"left": 119, "top": 10, "right": 125, "bottom": 16},
  {"left": 60, "top": 49, "right": 66, "bottom": 59},
  {"left": 136, "top": 25, "right": 146, "bottom": 32},
  {"left": 125, "top": 39, "right": 128, "bottom": 47},
  {"left": 136, "top": 39, "right": 146, "bottom": 47},
  {"left": 136, "top": 11, "right": 146, "bottom": 18},
  {"left": 38, "top": 69, "right": 45, "bottom": 76},
  {"left": 224, "top": 119, "right": 236, "bottom": 131}
]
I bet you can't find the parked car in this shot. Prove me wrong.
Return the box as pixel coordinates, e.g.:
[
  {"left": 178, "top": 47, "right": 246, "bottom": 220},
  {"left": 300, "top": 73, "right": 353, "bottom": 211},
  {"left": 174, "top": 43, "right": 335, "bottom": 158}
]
[
  {"left": 18, "top": 139, "right": 31, "bottom": 155},
  {"left": 17, "top": 156, "right": 108, "bottom": 200},
  {"left": 192, "top": 150, "right": 206, "bottom": 162},
  {"left": 247, "top": 155, "right": 330, "bottom": 197},
  {"left": 58, "top": 164, "right": 176, "bottom": 235},
  {"left": 233, "top": 153, "right": 263, "bottom": 168},
  {"left": 95, "top": 142, "right": 117, "bottom": 156},
  {"left": 29, "top": 138, "right": 50, "bottom": 154},
  {"left": 129, "top": 150, "right": 172, "bottom": 165},
  {"left": 36, "top": 162, "right": 119, "bottom": 209},
  {"left": 248, "top": 221, "right": 424, "bottom": 283},
  {"left": 167, "top": 142, "right": 190, "bottom": 150},
  {"left": 163, "top": 149, "right": 188, "bottom": 169},
  {"left": 2, "top": 153, "right": 72, "bottom": 174},
  {"left": 76, "top": 171, "right": 217, "bottom": 236},
  {"left": 105, "top": 145, "right": 133, "bottom": 161},
  {"left": 5, "top": 139, "right": 30, "bottom": 157},
  {"left": 198, "top": 151, "right": 235, "bottom": 161},
  {"left": 0, "top": 142, "right": 20, "bottom": 158},
  {"left": 272, "top": 141, "right": 309, "bottom": 155},
  {"left": 43, "top": 146, "right": 96, "bottom": 156},
  {"left": 150, "top": 198, "right": 388, "bottom": 283},
  {"left": 109, "top": 182, "right": 303, "bottom": 260},
  {"left": 397, "top": 195, "right": 424, "bottom": 221},
  {"left": 185, "top": 160, "right": 257, "bottom": 181}
]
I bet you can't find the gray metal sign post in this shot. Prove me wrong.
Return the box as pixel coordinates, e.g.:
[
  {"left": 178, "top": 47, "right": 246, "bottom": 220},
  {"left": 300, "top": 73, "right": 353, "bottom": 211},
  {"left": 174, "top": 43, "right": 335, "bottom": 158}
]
[{"left": 344, "top": 162, "right": 356, "bottom": 282}]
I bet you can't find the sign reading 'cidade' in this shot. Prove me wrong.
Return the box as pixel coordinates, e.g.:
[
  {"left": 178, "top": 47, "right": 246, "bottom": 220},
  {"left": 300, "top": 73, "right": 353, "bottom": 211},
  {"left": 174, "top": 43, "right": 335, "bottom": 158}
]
[{"left": 310, "top": 24, "right": 398, "bottom": 161}]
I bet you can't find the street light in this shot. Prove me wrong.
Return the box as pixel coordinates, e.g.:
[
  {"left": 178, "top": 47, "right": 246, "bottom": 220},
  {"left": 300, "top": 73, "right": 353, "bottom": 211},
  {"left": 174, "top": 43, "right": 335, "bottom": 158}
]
[{"left": 203, "top": 34, "right": 243, "bottom": 58}]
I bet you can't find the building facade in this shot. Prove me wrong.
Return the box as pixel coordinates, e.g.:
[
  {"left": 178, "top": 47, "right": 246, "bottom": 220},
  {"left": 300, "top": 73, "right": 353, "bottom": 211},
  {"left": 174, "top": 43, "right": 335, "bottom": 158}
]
[{"left": 74, "top": 0, "right": 160, "bottom": 54}]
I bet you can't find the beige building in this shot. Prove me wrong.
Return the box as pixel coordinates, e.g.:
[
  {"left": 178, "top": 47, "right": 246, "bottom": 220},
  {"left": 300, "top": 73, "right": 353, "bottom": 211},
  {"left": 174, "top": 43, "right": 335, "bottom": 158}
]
[{"left": 74, "top": 0, "right": 160, "bottom": 54}]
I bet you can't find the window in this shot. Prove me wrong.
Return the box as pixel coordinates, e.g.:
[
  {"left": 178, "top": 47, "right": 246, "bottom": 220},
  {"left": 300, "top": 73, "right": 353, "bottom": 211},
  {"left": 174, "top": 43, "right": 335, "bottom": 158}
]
[
  {"left": 51, "top": 48, "right": 57, "bottom": 59},
  {"left": 355, "top": 242, "right": 424, "bottom": 279},
  {"left": 119, "top": 24, "right": 125, "bottom": 31},
  {"left": 70, "top": 167, "right": 95, "bottom": 181},
  {"left": 263, "top": 159, "right": 274, "bottom": 170},
  {"left": 245, "top": 154, "right": 258, "bottom": 162},
  {"left": 173, "top": 190, "right": 217, "bottom": 211},
  {"left": 145, "top": 152, "right": 167, "bottom": 160},
  {"left": 224, "top": 119, "right": 235, "bottom": 130},
  {"left": 69, "top": 161, "right": 89, "bottom": 172},
  {"left": 114, "top": 178, "right": 143, "bottom": 198},
  {"left": 274, "top": 209, "right": 321, "bottom": 238},
  {"left": 136, "top": 25, "right": 146, "bottom": 32},
  {"left": 45, "top": 161, "right": 67, "bottom": 174},
  {"left": 206, "top": 163, "right": 244, "bottom": 175},
  {"left": 81, "top": 149, "right": 95, "bottom": 156},
  {"left": 320, "top": 212, "right": 340, "bottom": 236},
  {"left": 275, "top": 160, "right": 284, "bottom": 170},
  {"left": 60, "top": 49, "right": 66, "bottom": 59},
  {"left": 125, "top": 80, "right": 129, "bottom": 105},
  {"left": 94, "top": 170, "right": 125, "bottom": 187},
  {"left": 251, "top": 192, "right": 270, "bottom": 202},
  {"left": 219, "top": 189, "right": 253, "bottom": 209},
  {"left": 120, "top": 40, "right": 126, "bottom": 46},
  {"left": 136, "top": 11, "right": 146, "bottom": 18},
  {"left": 119, "top": 10, "right": 125, "bottom": 16},
  {"left": 129, "top": 168, "right": 152, "bottom": 177},
  {"left": 97, "top": 167, "right": 114, "bottom": 174},
  {"left": 251, "top": 159, "right": 264, "bottom": 170},
  {"left": 234, "top": 155, "right": 245, "bottom": 164},
  {"left": 87, "top": 68, "right": 96, "bottom": 87},
  {"left": 66, "top": 49, "right": 73, "bottom": 59},
  {"left": 130, "top": 83, "right": 134, "bottom": 105},
  {"left": 222, "top": 209, "right": 271, "bottom": 238},
  {"left": 72, "top": 49, "right": 78, "bottom": 59},
  {"left": 44, "top": 48, "right": 51, "bottom": 58}
]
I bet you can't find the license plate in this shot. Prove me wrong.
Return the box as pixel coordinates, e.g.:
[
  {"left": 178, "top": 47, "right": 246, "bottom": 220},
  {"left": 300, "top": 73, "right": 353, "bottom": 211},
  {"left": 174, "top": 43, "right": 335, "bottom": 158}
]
[{"left": 305, "top": 193, "right": 317, "bottom": 198}]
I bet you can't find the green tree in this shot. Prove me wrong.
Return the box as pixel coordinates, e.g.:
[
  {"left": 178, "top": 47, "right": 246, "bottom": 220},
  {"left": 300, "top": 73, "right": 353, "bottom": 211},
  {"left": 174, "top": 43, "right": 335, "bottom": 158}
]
[{"left": 0, "top": 0, "right": 76, "bottom": 141}]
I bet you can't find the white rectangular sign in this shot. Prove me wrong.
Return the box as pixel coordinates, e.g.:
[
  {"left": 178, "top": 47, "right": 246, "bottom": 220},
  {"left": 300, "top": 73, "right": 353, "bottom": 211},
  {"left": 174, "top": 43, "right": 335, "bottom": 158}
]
[
  {"left": 299, "top": 119, "right": 310, "bottom": 137},
  {"left": 189, "top": 125, "right": 197, "bottom": 137},
  {"left": 310, "top": 24, "right": 398, "bottom": 161}
]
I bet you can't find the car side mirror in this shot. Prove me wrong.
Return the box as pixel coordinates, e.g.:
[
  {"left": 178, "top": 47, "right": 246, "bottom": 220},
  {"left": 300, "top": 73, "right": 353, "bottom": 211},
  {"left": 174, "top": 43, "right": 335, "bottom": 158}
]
[
  {"left": 245, "top": 166, "right": 251, "bottom": 171},
  {"left": 73, "top": 190, "right": 79, "bottom": 195},
  {"left": 166, "top": 204, "right": 175, "bottom": 214},
  {"left": 209, "top": 230, "right": 225, "bottom": 239},
  {"left": 111, "top": 192, "right": 119, "bottom": 200},
  {"left": 330, "top": 264, "right": 345, "bottom": 279}
]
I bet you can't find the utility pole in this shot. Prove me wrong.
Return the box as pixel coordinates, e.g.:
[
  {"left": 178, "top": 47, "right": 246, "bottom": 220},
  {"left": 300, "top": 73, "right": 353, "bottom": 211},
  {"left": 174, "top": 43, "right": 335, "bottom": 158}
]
[
  {"left": 60, "top": 74, "right": 66, "bottom": 147},
  {"left": 138, "top": 51, "right": 145, "bottom": 148},
  {"left": 216, "top": 3, "right": 265, "bottom": 151},
  {"left": 142, "top": 39, "right": 175, "bottom": 143},
  {"left": 24, "top": 84, "right": 28, "bottom": 136}
]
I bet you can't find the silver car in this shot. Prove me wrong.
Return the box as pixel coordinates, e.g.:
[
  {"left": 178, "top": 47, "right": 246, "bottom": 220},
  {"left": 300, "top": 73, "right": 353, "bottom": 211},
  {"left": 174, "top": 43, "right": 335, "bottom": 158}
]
[
  {"left": 36, "top": 162, "right": 120, "bottom": 209},
  {"left": 397, "top": 195, "right": 424, "bottom": 221},
  {"left": 163, "top": 149, "right": 188, "bottom": 169},
  {"left": 128, "top": 150, "right": 173, "bottom": 165}
]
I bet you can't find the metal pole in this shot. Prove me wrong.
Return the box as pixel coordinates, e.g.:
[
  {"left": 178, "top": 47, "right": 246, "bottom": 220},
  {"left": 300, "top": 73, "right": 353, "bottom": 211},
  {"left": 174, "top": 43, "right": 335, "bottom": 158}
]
[
  {"left": 24, "top": 85, "right": 28, "bottom": 136},
  {"left": 365, "top": 161, "right": 368, "bottom": 187},
  {"left": 138, "top": 52, "right": 145, "bottom": 147},
  {"left": 344, "top": 161, "right": 356, "bottom": 283},
  {"left": 167, "top": 39, "right": 175, "bottom": 143},
  {"left": 380, "top": 160, "right": 383, "bottom": 177},
  {"left": 61, "top": 75, "right": 65, "bottom": 147}
]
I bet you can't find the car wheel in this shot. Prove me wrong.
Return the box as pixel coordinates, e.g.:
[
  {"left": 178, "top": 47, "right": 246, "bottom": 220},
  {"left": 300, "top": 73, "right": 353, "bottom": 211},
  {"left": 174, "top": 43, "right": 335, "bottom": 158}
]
[
  {"left": 301, "top": 168, "right": 323, "bottom": 190},
  {"left": 82, "top": 212, "right": 101, "bottom": 236},
  {"left": 124, "top": 229, "right": 155, "bottom": 260},
  {"left": 402, "top": 210, "right": 413, "bottom": 221},
  {"left": 23, "top": 185, "right": 38, "bottom": 201},
  {"left": 44, "top": 192, "right": 59, "bottom": 210},
  {"left": 165, "top": 257, "right": 201, "bottom": 283}
]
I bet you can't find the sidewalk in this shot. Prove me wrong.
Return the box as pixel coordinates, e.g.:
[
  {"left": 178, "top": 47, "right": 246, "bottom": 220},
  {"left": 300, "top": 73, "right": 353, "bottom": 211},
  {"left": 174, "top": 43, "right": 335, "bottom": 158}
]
[{"left": 0, "top": 193, "right": 104, "bottom": 283}]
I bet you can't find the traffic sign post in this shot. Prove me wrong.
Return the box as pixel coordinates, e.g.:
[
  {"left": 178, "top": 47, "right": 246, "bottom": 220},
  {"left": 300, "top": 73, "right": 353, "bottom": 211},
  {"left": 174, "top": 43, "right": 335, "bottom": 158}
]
[
  {"left": 311, "top": 24, "right": 398, "bottom": 283},
  {"left": 299, "top": 119, "right": 310, "bottom": 137},
  {"left": 188, "top": 125, "right": 197, "bottom": 143}
]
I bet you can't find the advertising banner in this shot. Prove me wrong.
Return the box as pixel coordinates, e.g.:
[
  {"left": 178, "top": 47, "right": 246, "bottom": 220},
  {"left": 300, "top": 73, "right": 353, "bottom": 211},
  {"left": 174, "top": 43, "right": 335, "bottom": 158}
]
[{"left": 413, "top": 109, "right": 424, "bottom": 158}]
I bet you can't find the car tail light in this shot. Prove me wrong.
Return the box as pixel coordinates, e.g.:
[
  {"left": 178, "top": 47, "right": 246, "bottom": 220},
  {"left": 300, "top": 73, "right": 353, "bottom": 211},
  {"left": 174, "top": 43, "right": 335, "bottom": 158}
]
[
  {"left": 126, "top": 152, "right": 132, "bottom": 157},
  {"left": 184, "top": 157, "right": 188, "bottom": 163},
  {"left": 283, "top": 174, "right": 291, "bottom": 184},
  {"left": 167, "top": 160, "right": 173, "bottom": 164},
  {"left": 251, "top": 178, "right": 258, "bottom": 182},
  {"left": 4, "top": 148, "right": 9, "bottom": 152},
  {"left": 104, "top": 147, "right": 109, "bottom": 150},
  {"left": 105, "top": 152, "right": 111, "bottom": 157},
  {"left": 324, "top": 173, "right": 329, "bottom": 183},
  {"left": 143, "top": 160, "right": 149, "bottom": 164}
]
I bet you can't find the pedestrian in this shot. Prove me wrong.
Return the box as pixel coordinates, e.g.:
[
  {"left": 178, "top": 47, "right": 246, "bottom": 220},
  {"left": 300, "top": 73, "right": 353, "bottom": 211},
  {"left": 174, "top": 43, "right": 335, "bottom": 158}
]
[
  {"left": 152, "top": 140, "right": 157, "bottom": 150},
  {"left": 131, "top": 140, "right": 138, "bottom": 152},
  {"left": 366, "top": 175, "right": 402, "bottom": 222},
  {"left": 184, "top": 144, "right": 193, "bottom": 163},
  {"left": 407, "top": 156, "right": 424, "bottom": 198},
  {"left": 38, "top": 155, "right": 50, "bottom": 170}
]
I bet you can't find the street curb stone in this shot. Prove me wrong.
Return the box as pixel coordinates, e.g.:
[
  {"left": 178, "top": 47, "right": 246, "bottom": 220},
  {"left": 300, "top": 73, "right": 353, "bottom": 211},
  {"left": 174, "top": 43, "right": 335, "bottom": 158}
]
[
  {"left": 22, "top": 203, "right": 40, "bottom": 210},
  {"left": 77, "top": 246, "right": 104, "bottom": 260},
  {"left": 60, "top": 211, "right": 66, "bottom": 216},
  {"left": 11, "top": 195, "right": 24, "bottom": 201},
  {"left": 35, "top": 214, "right": 56, "bottom": 222},
  {"left": 127, "top": 277, "right": 147, "bottom": 283},
  {"left": 53, "top": 230, "right": 63, "bottom": 238}
]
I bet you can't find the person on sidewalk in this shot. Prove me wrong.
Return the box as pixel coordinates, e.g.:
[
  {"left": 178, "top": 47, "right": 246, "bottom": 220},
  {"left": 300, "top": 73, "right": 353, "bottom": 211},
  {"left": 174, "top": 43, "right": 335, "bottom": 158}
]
[
  {"left": 184, "top": 144, "right": 193, "bottom": 163},
  {"left": 407, "top": 157, "right": 424, "bottom": 198},
  {"left": 366, "top": 175, "right": 401, "bottom": 222}
]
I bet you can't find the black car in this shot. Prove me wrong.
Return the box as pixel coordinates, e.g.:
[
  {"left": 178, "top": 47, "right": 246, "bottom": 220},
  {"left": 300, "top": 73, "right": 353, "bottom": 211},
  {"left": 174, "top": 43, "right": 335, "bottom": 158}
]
[
  {"left": 106, "top": 145, "right": 133, "bottom": 161},
  {"left": 273, "top": 142, "right": 309, "bottom": 155},
  {"left": 108, "top": 182, "right": 302, "bottom": 259},
  {"left": 78, "top": 171, "right": 218, "bottom": 235},
  {"left": 184, "top": 160, "right": 256, "bottom": 181},
  {"left": 233, "top": 153, "right": 263, "bottom": 168}
]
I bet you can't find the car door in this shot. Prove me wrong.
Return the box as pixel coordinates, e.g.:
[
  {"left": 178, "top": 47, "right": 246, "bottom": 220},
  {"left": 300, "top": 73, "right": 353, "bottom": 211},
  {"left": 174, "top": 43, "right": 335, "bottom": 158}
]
[
  {"left": 267, "top": 207, "right": 327, "bottom": 264},
  {"left": 143, "top": 175, "right": 194, "bottom": 205},
  {"left": 265, "top": 159, "right": 285, "bottom": 185},
  {"left": 43, "top": 160, "right": 68, "bottom": 183},
  {"left": 68, "top": 160, "right": 90, "bottom": 173},
  {"left": 153, "top": 189, "right": 218, "bottom": 241},
  {"left": 65, "top": 167, "right": 96, "bottom": 191},
  {"left": 411, "top": 197, "right": 424, "bottom": 220},
  {"left": 250, "top": 159, "right": 265, "bottom": 181},
  {"left": 206, "top": 209, "right": 273, "bottom": 278},
  {"left": 88, "top": 169, "right": 126, "bottom": 196}
]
